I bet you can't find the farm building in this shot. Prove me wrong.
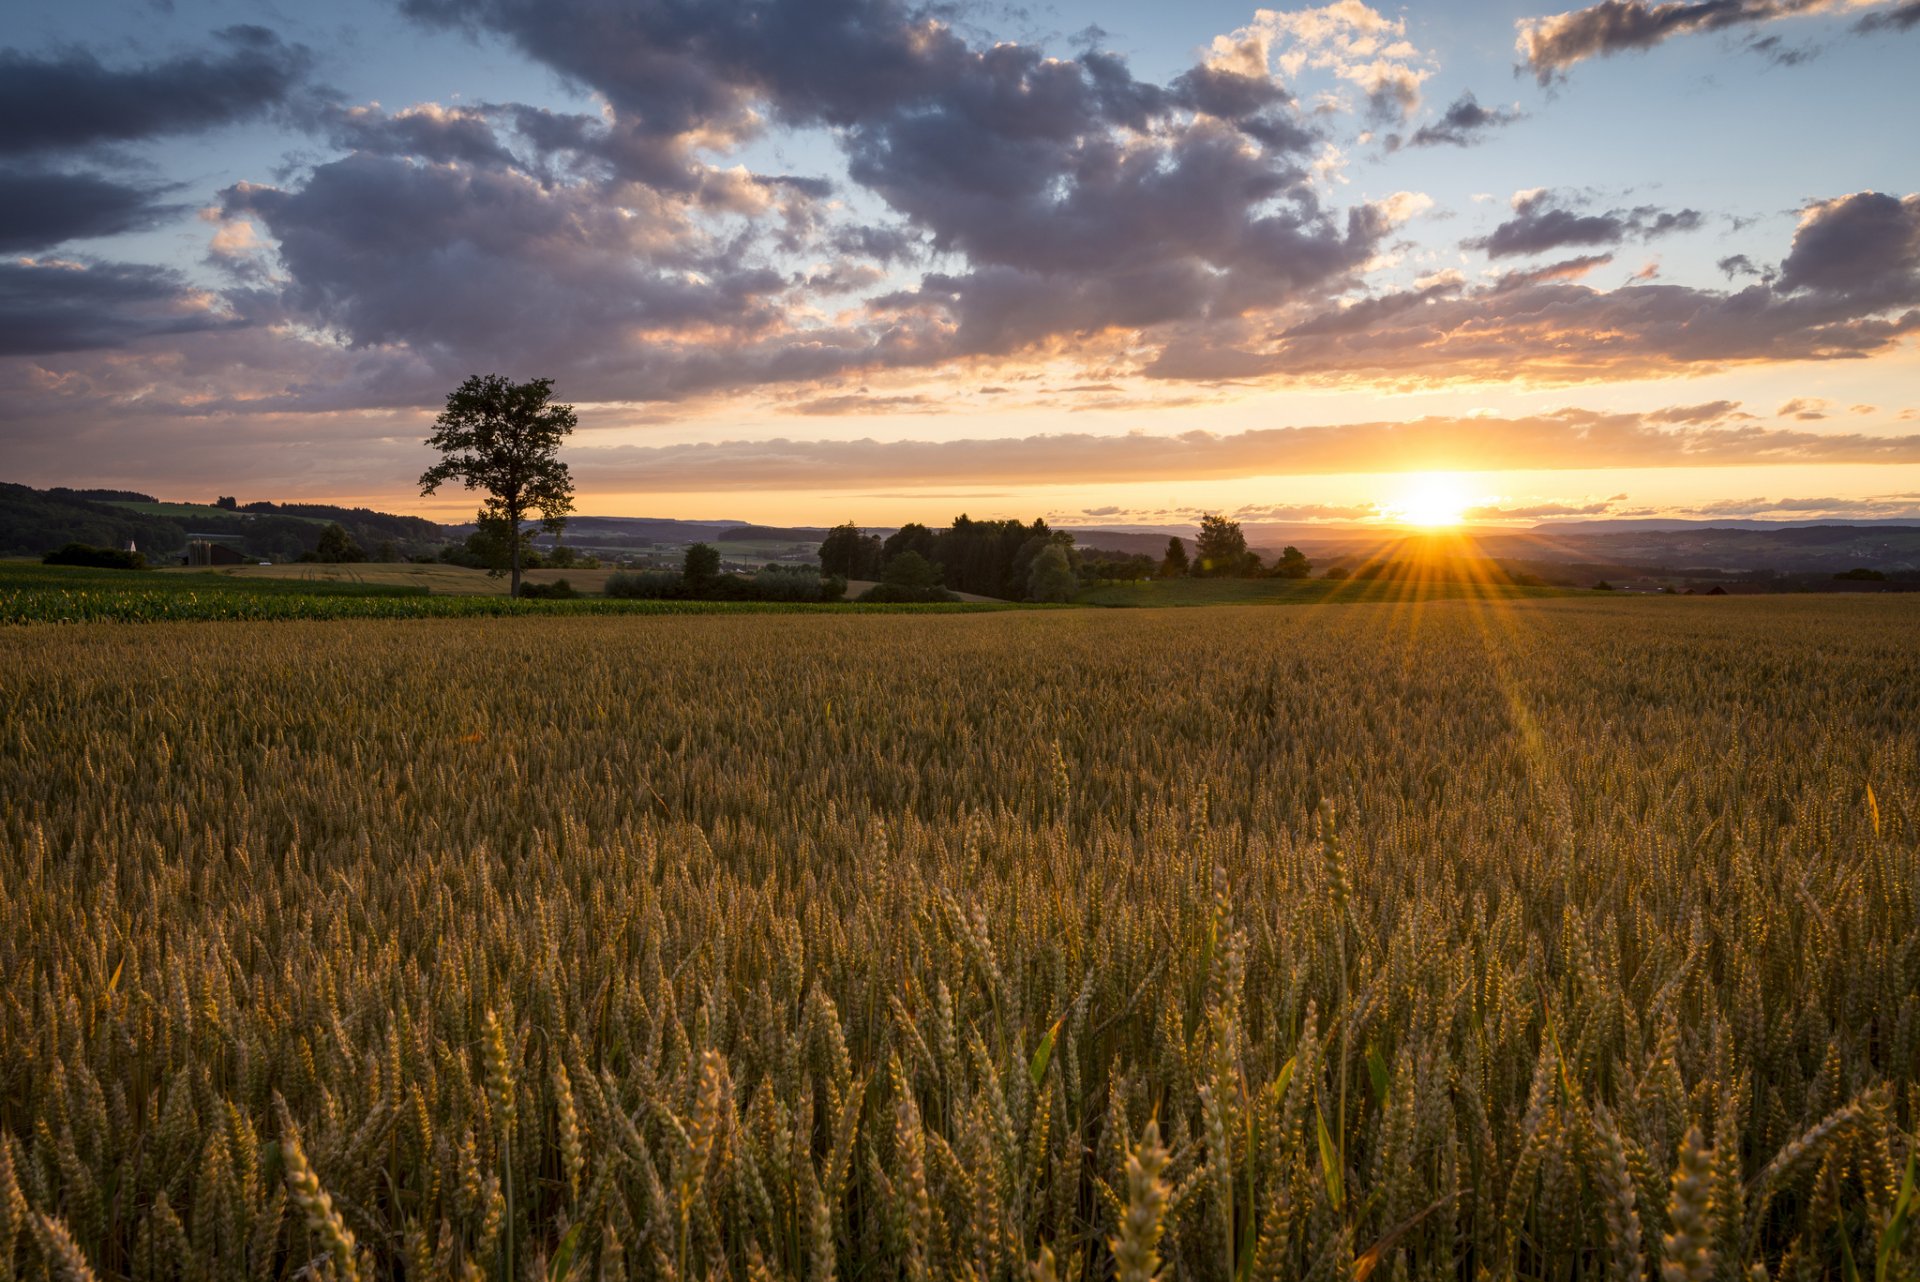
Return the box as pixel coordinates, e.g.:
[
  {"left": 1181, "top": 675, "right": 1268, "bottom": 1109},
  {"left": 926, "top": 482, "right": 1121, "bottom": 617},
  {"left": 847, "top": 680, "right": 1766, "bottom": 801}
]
[{"left": 185, "top": 537, "right": 247, "bottom": 566}]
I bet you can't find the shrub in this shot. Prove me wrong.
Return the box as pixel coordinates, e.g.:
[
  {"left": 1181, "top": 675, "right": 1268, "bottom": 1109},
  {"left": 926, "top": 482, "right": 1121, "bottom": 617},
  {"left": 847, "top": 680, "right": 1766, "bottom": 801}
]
[
  {"left": 604, "top": 570, "right": 689, "bottom": 599},
  {"left": 857, "top": 581, "right": 960, "bottom": 603},
  {"left": 43, "top": 542, "right": 148, "bottom": 569},
  {"left": 753, "top": 565, "right": 845, "bottom": 602},
  {"left": 517, "top": 578, "right": 578, "bottom": 599},
  {"left": 606, "top": 565, "right": 848, "bottom": 603},
  {"left": 881, "top": 549, "right": 940, "bottom": 589}
]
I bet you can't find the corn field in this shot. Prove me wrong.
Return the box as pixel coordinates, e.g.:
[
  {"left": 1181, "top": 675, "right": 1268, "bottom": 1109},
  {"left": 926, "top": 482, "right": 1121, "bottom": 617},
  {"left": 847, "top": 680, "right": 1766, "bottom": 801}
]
[{"left": 1, "top": 596, "right": 1916, "bottom": 1281}]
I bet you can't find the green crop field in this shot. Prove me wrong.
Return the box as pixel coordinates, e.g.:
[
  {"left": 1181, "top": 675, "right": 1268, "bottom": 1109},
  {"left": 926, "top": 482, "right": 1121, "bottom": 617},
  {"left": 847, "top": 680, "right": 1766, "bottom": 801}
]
[
  {"left": 1, "top": 597, "right": 1916, "bottom": 1281},
  {"left": 0, "top": 563, "right": 1008, "bottom": 623}
]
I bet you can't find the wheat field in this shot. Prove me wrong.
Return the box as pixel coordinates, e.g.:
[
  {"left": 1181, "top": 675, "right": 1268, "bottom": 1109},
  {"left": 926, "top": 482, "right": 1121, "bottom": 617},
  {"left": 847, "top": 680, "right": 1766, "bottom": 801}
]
[{"left": 1, "top": 596, "right": 1915, "bottom": 1281}]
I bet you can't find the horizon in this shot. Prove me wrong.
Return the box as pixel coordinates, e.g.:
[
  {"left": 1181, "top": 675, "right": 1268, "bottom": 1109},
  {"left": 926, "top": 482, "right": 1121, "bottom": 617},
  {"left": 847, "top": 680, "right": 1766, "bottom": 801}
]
[
  {"left": 34, "top": 480, "right": 1920, "bottom": 540},
  {"left": 2, "top": 0, "right": 1917, "bottom": 524}
]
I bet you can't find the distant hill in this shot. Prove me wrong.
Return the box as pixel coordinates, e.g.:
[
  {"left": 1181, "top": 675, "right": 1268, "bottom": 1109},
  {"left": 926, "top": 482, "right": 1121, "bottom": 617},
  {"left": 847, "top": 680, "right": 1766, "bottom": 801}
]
[
  {"left": 473, "top": 516, "right": 751, "bottom": 550},
  {"left": 1536, "top": 517, "right": 1920, "bottom": 533},
  {"left": 0, "top": 483, "right": 186, "bottom": 558},
  {"left": 1067, "top": 529, "right": 1187, "bottom": 557},
  {"left": 0, "top": 484, "right": 445, "bottom": 561},
  {"left": 717, "top": 524, "right": 833, "bottom": 543},
  {"left": 1478, "top": 524, "right": 1920, "bottom": 575}
]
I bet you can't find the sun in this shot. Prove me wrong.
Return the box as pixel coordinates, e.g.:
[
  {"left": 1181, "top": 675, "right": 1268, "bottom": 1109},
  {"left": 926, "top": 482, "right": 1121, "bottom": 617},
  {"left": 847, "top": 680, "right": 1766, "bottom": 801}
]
[{"left": 1394, "top": 472, "right": 1471, "bottom": 528}]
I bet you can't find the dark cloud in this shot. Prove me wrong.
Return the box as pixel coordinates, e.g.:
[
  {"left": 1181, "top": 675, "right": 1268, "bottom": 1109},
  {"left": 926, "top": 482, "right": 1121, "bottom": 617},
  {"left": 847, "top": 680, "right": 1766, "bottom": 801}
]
[
  {"left": 388, "top": 0, "right": 1355, "bottom": 363},
  {"left": 0, "top": 27, "right": 312, "bottom": 155},
  {"left": 0, "top": 168, "right": 179, "bottom": 251},
  {"left": 1746, "top": 33, "right": 1820, "bottom": 64},
  {"left": 0, "top": 258, "right": 236, "bottom": 356},
  {"left": 1148, "top": 189, "right": 1920, "bottom": 385},
  {"left": 1773, "top": 191, "right": 1920, "bottom": 296},
  {"left": 222, "top": 153, "right": 798, "bottom": 382},
  {"left": 316, "top": 104, "right": 521, "bottom": 169},
  {"left": 1516, "top": 0, "right": 1915, "bottom": 79},
  {"left": 1718, "top": 253, "right": 1763, "bottom": 278},
  {"left": 192, "top": 0, "right": 1372, "bottom": 398},
  {"left": 1855, "top": 0, "right": 1920, "bottom": 29},
  {"left": 1467, "top": 190, "right": 1703, "bottom": 258},
  {"left": 1393, "top": 93, "right": 1523, "bottom": 149},
  {"left": 1517, "top": 0, "right": 1816, "bottom": 80}
]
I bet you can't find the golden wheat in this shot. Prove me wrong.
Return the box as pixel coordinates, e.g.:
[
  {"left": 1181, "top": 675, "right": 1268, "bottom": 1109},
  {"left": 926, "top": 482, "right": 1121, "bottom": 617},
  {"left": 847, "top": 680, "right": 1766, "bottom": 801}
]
[{"left": 0, "top": 596, "right": 1914, "bottom": 1279}]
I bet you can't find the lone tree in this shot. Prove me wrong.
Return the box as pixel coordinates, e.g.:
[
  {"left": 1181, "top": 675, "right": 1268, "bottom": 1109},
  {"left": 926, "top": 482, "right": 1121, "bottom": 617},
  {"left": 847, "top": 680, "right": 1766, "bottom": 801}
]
[
  {"left": 1160, "top": 537, "right": 1189, "bottom": 578},
  {"left": 419, "top": 374, "right": 576, "bottom": 598}
]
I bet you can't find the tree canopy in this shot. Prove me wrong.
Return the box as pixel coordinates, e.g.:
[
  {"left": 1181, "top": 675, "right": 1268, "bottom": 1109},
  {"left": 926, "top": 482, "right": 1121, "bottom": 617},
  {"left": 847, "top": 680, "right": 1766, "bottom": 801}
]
[{"left": 1194, "top": 513, "right": 1251, "bottom": 577}]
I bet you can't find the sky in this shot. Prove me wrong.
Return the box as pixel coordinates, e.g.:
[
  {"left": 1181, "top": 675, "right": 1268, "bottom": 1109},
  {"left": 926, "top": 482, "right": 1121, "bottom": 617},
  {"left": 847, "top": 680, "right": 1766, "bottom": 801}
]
[{"left": 1, "top": 0, "right": 1918, "bottom": 528}]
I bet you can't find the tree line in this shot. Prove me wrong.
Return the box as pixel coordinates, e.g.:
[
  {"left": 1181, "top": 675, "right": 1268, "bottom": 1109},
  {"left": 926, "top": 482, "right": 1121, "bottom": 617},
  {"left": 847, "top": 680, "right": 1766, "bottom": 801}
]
[
  {"left": 820, "top": 515, "right": 1083, "bottom": 602},
  {"left": 820, "top": 510, "right": 1313, "bottom": 602}
]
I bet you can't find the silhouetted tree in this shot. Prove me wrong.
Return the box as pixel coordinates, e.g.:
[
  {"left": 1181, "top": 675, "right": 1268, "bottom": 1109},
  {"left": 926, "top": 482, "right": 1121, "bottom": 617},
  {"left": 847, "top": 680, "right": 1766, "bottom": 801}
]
[
  {"left": 1160, "top": 537, "right": 1189, "bottom": 577},
  {"left": 215, "top": 496, "right": 238, "bottom": 510},
  {"left": 684, "top": 542, "right": 721, "bottom": 587},
  {"left": 882, "top": 522, "right": 938, "bottom": 566},
  {"left": 419, "top": 374, "right": 576, "bottom": 598},
  {"left": 1273, "top": 545, "right": 1312, "bottom": 579},
  {"left": 883, "top": 550, "right": 939, "bottom": 589},
  {"left": 313, "top": 523, "right": 365, "bottom": 563},
  {"left": 1194, "top": 513, "right": 1250, "bottom": 577},
  {"left": 819, "top": 522, "right": 883, "bottom": 578}
]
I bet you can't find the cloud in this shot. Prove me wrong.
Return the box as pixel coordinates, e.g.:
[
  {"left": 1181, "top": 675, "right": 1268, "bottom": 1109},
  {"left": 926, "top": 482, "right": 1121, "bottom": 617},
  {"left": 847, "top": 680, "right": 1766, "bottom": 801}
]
[
  {"left": 550, "top": 409, "right": 1920, "bottom": 492},
  {"left": 0, "top": 258, "right": 237, "bottom": 355},
  {"left": 0, "top": 27, "right": 313, "bottom": 154},
  {"left": 1647, "top": 400, "right": 1748, "bottom": 422},
  {"left": 1490, "top": 253, "right": 1614, "bottom": 290},
  {"left": 1515, "top": 0, "right": 1898, "bottom": 81},
  {"left": 0, "top": 168, "right": 180, "bottom": 251},
  {"left": 1229, "top": 501, "right": 1381, "bottom": 520},
  {"left": 315, "top": 103, "right": 522, "bottom": 169},
  {"left": 1855, "top": 0, "right": 1920, "bottom": 28},
  {"left": 222, "top": 153, "right": 803, "bottom": 386},
  {"left": 787, "top": 393, "right": 944, "bottom": 415},
  {"left": 1746, "top": 33, "right": 1821, "bottom": 63},
  {"left": 1684, "top": 492, "right": 1920, "bottom": 517},
  {"left": 1466, "top": 189, "right": 1703, "bottom": 258},
  {"left": 1209, "top": 2, "right": 1436, "bottom": 118},
  {"left": 1392, "top": 92, "right": 1524, "bottom": 149},
  {"left": 192, "top": 0, "right": 1394, "bottom": 398},
  {"left": 1464, "top": 499, "right": 1622, "bottom": 518},
  {"left": 1776, "top": 396, "right": 1828, "bottom": 418},
  {"left": 1774, "top": 190, "right": 1920, "bottom": 296},
  {"left": 1153, "top": 191, "right": 1920, "bottom": 384}
]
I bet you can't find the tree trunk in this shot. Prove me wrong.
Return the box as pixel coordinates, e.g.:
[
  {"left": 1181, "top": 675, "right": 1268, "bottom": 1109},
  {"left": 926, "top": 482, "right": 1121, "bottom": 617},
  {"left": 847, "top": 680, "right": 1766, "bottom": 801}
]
[{"left": 509, "top": 505, "right": 522, "bottom": 599}]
